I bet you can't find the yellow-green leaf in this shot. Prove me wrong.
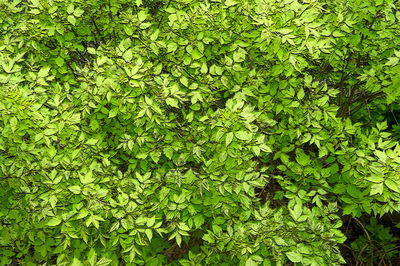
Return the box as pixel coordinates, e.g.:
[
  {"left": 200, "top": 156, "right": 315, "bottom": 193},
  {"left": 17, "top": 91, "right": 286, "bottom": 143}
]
[{"left": 47, "top": 217, "right": 62, "bottom": 226}]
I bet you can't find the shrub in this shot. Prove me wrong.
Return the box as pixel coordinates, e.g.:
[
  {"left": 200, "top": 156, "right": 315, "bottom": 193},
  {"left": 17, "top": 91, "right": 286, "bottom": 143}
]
[{"left": 1, "top": 0, "right": 399, "bottom": 265}]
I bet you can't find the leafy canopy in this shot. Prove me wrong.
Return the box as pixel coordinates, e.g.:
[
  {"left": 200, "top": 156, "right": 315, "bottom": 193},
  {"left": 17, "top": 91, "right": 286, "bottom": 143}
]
[{"left": 1, "top": 0, "right": 400, "bottom": 265}]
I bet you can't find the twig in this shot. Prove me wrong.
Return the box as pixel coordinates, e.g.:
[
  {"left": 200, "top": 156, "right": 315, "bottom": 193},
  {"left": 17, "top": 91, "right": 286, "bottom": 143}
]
[
  {"left": 355, "top": 243, "right": 370, "bottom": 266},
  {"left": 156, "top": 0, "right": 172, "bottom": 29},
  {"left": 353, "top": 217, "right": 371, "bottom": 241},
  {"left": 348, "top": 92, "right": 384, "bottom": 117},
  {"left": 390, "top": 106, "right": 399, "bottom": 125},
  {"left": 341, "top": 243, "right": 358, "bottom": 263}
]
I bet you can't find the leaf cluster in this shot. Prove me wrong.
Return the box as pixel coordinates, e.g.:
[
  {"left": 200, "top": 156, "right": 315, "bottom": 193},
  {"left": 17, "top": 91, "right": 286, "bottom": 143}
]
[{"left": 1, "top": 0, "right": 400, "bottom": 265}]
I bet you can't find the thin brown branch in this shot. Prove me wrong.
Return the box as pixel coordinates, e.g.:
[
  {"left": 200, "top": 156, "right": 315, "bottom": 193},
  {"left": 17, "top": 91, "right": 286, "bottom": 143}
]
[{"left": 343, "top": 91, "right": 385, "bottom": 118}]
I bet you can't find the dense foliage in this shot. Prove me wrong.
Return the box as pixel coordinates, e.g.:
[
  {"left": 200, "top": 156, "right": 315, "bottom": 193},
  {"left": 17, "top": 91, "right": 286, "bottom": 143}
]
[{"left": 1, "top": 0, "right": 400, "bottom": 265}]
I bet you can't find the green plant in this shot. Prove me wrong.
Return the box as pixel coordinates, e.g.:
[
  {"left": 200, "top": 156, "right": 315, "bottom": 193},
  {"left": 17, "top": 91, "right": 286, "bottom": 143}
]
[
  {"left": 1, "top": 0, "right": 400, "bottom": 265},
  {"left": 349, "top": 217, "right": 399, "bottom": 265}
]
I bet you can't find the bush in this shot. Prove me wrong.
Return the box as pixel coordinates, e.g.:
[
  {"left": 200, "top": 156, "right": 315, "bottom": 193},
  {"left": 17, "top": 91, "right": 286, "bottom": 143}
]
[{"left": 1, "top": 0, "right": 399, "bottom": 265}]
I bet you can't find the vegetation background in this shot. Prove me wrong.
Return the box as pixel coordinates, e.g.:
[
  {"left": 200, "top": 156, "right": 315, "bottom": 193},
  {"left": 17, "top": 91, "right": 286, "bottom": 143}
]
[{"left": 1, "top": 0, "right": 400, "bottom": 265}]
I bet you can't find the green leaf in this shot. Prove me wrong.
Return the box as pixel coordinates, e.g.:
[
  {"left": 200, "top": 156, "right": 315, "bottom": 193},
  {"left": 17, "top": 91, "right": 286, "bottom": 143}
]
[
  {"left": 123, "top": 49, "right": 133, "bottom": 61},
  {"left": 245, "top": 258, "right": 257, "bottom": 266},
  {"left": 194, "top": 215, "right": 204, "bottom": 228},
  {"left": 274, "top": 237, "right": 287, "bottom": 246},
  {"left": 200, "top": 62, "right": 208, "bottom": 74},
  {"left": 74, "top": 8, "right": 84, "bottom": 17},
  {"left": 386, "top": 57, "right": 399, "bottom": 66},
  {"left": 277, "top": 28, "right": 293, "bottom": 35},
  {"left": 124, "top": 26, "right": 133, "bottom": 36},
  {"left": 55, "top": 57, "right": 64, "bottom": 67},
  {"left": 296, "top": 150, "right": 310, "bottom": 166},
  {"left": 290, "top": 202, "right": 302, "bottom": 220},
  {"left": 167, "top": 42, "right": 178, "bottom": 53},
  {"left": 366, "top": 175, "right": 384, "bottom": 183},
  {"left": 191, "top": 48, "right": 203, "bottom": 60},
  {"left": 88, "top": 248, "right": 97, "bottom": 266},
  {"left": 146, "top": 216, "right": 156, "bottom": 227},
  {"left": 68, "top": 185, "right": 82, "bottom": 194},
  {"left": 67, "top": 15, "right": 76, "bottom": 25},
  {"left": 333, "top": 184, "right": 347, "bottom": 194},
  {"left": 347, "top": 185, "right": 362, "bottom": 198},
  {"left": 76, "top": 209, "right": 89, "bottom": 220},
  {"left": 38, "top": 67, "right": 50, "bottom": 78},
  {"left": 166, "top": 97, "right": 179, "bottom": 108},
  {"left": 71, "top": 258, "right": 83, "bottom": 266},
  {"left": 297, "top": 88, "right": 305, "bottom": 100},
  {"left": 145, "top": 228, "right": 153, "bottom": 241},
  {"left": 385, "top": 179, "right": 400, "bottom": 193},
  {"left": 180, "top": 76, "right": 189, "bottom": 87},
  {"left": 202, "top": 233, "right": 214, "bottom": 243},
  {"left": 252, "top": 146, "right": 260, "bottom": 156},
  {"left": 96, "top": 257, "right": 112, "bottom": 266},
  {"left": 150, "top": 29, "right": 160, "bottom": 41},
  {"left": 87, "top": 47, "right": 96, "bottom": 55},
  {"left": 233, "top": 48, "right": 246, "bottom": 62},
  {"left": 164, "top": 147, "right": 173, "bottom": 159},
  {"left": 225, "top": 132, "right": 234, "bottom": 146},
  {"left": 176, "top": 233, "right": 182, "bottom": 247},
  {"left": 259, "top": 144, "right": 272, "bottom": 153},
  {"left": 375, "top": 150, "right": 387, "bottom": 162},
  {"left": 43, "top": 128, "right": 58, "bottom": 135},
  {"left": 286, "top": 251, "right": 302, "bottom": 263},
  {"left": 80, "top": 171, "right": 95, "bottom": 184},
  {"left": 10, "top": 117, "right": 17, "bottom": 133},
  {"left": 178, "top": 222, "right": 190, "bottom": 231},
  {"left": 66, "top": 4, "right": 74, "bottom": 14},
  {"left": 224, "top": 0, "right": 237, "bottom": 7},
  {"left": 85, "top": 138, "right": 99, "bottom": 145},
  {"left": 138, "top": 11, "right": 147, "bottom": 22},
  {"left": 47, "top": 217, "right": 62, "bottom": 226},
  {"left": 235, "top": 131, "right": 252, "bottom": 141},
  {"left": 370, "top": 183, "right": 383, "bottom": 196},
  {"left": 150, "top": 151, "right": 161, "bottom": 163},
  {"left": 108, "top": 108, "right": 118, "bottom": 118}
]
